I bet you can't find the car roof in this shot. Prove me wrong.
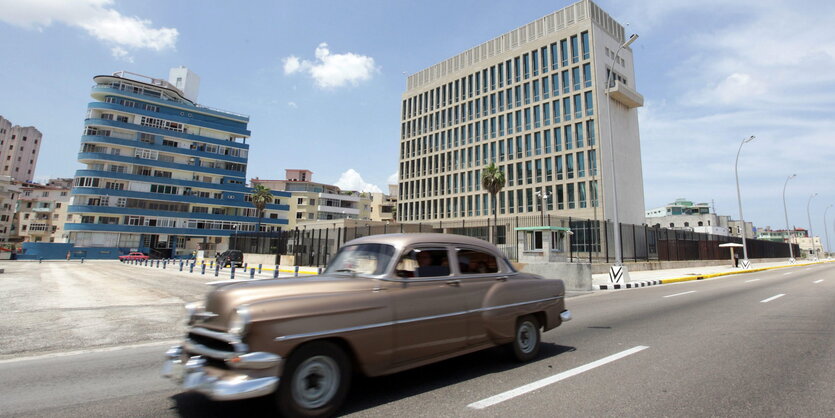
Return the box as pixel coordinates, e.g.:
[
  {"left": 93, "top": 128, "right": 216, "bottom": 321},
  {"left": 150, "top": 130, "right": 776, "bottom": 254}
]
[{"left": 343, "top": 233, "right": 498, "bottom": 252}]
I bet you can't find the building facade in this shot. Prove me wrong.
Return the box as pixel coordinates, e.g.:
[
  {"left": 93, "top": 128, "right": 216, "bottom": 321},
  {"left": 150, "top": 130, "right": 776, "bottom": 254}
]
[
  {"left": 369, "top": 184, "right": 398, "bottom": 222},
  {"left": 0, "top": 115, "right": 42, "bottom": 182},
  {"left": 15, "top": 179, "right": 72, "bottom": 243},
  {"left": 646, "top": 198, "right": 729, "bottom": 236},
  {"left": 252, "top": 170, "right": 372, "bottom": 228},
  {"left": 397, "top": 0, "right": 644, "bottom": 225},
  {"left": 67, "top": 69, "right": 289, "bottom": 258},
  {"left": 0, "top": 176, "right": 20, "bottom": 244}
]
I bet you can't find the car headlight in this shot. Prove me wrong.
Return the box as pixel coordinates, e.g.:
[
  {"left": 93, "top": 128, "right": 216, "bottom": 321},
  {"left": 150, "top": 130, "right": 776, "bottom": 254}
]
[
  {"left": 184, "top": 301, "right": 204, "bottom": 326},
  {"left": 228, "top": 305, "right": 251, "bottom": 337}
]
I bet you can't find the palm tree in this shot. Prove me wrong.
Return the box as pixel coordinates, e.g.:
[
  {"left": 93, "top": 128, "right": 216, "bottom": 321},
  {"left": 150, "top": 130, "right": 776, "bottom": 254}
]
[
  {"left": 250, "top": 183, "right": 274, "bottom": 234},
  {"left": 481, "top": 163, "right": 505, "bottom": 244}
]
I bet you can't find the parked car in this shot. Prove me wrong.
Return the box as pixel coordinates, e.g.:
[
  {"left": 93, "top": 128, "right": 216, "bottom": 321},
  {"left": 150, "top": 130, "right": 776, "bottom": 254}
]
[
  {"left": 162, "top": 233, "right": 571, "bottom": 417},
  {"left": 216, "top": 250, "right": 243, "bottom": 268},
  {"left": 119, "top": 252, "right": 149, "bottom": 261}
]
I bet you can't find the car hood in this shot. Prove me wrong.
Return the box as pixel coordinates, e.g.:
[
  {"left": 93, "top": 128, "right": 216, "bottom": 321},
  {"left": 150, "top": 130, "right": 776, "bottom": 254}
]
[{"left": 199, "top": 274, "right": 376, "bottom": 330}]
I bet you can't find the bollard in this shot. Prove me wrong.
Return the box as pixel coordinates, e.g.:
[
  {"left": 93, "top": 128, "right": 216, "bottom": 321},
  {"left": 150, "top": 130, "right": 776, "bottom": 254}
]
[
  {"left": 201, "top": 264, "right": 206, "bottom": 275},
  {"left": 210, "top": 260, "right": 214, "bottom": 269},
  {"left": 163, "top": 260, "right": 167, "bottom": 269},
  {"left": 189, "top": 263, "right": 194, "bottom": 273},
  {"left": 258, "top": 264, "right": 262, "bottom": 274},
  {"left": 250, "top": 268, "right": 255, "bottom": 279},
  {"left": 273, "top": 265, "right": 279, "bottom": 279},
  {"left": 39, "top": 258, "right": 42, "bottom": 264},
  {"left": 230, "top": 266, "right": 235, "bottom": 280},
  {"left": 179, "top": 261, "right": 184, "bottom": 271},
  {"left": 81, "top": 258, "right": 85, "bottom": 264},
  {"left": 243, "top": 262, "right": 248, "bottom": 271},
  {"left": 294, "top": 266, "right": 299, "bottom": 277},
  {"left": 318, "top": 267, "right": 324, "bottom": 275},
  {"left": 215, "top": 265, "right": 219, "bottom": 277}
]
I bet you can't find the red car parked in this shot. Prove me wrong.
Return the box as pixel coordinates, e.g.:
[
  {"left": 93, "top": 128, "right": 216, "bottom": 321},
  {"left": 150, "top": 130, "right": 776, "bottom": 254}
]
[{"left": 119, "top": 252, "right": 149, "bottom": 261}]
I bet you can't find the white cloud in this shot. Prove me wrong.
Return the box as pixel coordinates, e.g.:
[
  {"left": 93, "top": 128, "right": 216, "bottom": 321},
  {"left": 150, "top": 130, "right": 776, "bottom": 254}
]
[
  {"left": 282, "top": 43, "right": 377, "bottom": 88},
  {"left": 0, "top": 0, "right": 178, "bottom": 55},
  {"left": 334, "top": 169, "right": 382, "bottom": 193},
  {"left": 387, "top": 171, "right": 399, "bottom": 184},
  {"left": 287, "top": 101, "right": 298, "bottom": 108},
  {"left": 110, "top": 46, "right": 133, "bottom": 63}
]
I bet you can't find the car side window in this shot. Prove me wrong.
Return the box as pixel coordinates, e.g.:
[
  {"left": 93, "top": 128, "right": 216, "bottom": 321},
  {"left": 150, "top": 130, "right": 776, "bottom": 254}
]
[
  {"left": 395, "top": 248, "right": 450, "bottom": 278},
  {"left": 457, "top": 249, "right": 500, "bottom": 274}
]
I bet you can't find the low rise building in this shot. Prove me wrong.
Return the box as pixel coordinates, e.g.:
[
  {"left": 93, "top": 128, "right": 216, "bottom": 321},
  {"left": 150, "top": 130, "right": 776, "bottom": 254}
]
[
  {"left": 15, "top": 178, "right": 72, "bottom": 243},
  {"left": 646, "top": 198, "right": 729, "bottom": 236},
  {"left": 0, "top": 176, "right": 20, "bottom": 244}
]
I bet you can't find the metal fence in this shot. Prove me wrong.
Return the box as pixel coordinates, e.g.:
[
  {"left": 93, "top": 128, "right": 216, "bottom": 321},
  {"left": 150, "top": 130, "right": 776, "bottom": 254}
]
[{"left": 230, "top": 214, "right": 798, "bottom": 267}]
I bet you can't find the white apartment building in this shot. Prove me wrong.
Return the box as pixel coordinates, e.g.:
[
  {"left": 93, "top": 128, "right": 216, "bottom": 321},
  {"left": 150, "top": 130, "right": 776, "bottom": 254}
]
[
  {"left": 0, "top": 176, "right": 20, "bottom": 243},
  {"left": 15, "top": 179, "right": 72, "bottom": 243},
  {"left": 398, "top": 0, "right": 645, "bottom": 225},
  {"left": 0, "top": 115, "right": 42, "bottom": 183}
]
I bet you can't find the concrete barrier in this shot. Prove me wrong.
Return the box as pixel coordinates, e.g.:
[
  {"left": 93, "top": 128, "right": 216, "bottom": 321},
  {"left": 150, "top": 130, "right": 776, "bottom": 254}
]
[{"left": 519, "top": 262, "right": 592, "bottom": 291}]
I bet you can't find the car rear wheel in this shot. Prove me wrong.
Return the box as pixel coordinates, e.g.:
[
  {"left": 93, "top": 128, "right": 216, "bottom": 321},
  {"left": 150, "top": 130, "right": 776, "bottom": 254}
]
[
  {"left": 277, "top": 341, "right": 351, "bottom": 418},
  {"left": 510, "top": 315, "right": 541, "bottom": 362}
]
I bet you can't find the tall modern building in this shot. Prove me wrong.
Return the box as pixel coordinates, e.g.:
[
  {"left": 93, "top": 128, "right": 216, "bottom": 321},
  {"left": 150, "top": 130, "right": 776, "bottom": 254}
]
[
  {"left": 398, "top": 0, "right": 645, "bottom": 225},
  {"left": 0, "top": 115, "right": 42, "bottom": 182},
  {"left": 66, "top": 69, "right": 289, "bottom": 257}
]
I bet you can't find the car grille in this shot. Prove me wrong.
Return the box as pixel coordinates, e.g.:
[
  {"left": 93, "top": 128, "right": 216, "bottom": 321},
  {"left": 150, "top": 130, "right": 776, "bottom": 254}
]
[{"left": 188, "top": 331, "right": 236, "bottom": 353}]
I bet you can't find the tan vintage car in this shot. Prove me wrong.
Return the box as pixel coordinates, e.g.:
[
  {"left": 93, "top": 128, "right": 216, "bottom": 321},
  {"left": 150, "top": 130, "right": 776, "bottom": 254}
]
[{"left": 162, "top": 233, "right": 571, "bottom": 417}]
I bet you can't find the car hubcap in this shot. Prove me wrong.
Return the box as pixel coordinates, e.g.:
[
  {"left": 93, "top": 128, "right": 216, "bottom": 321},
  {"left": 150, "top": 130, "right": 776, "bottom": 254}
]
[
  {"left": 292, "top": 355, "right": 340, "bottom": 409},
  {"left": 517, "top": 321, "right": 537, "bottom": 353}
]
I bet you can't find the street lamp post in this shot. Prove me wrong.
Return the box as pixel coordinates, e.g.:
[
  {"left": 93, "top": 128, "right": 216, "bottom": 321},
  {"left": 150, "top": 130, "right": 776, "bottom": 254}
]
[
  {"left": 807, "top": 193, "right": 817, "bottom": 260},
  {"left": 782, "top": 174, "right": 796, "bottom": 263},
  {"left": 734, "top": 135, "right": 755, "bottom": 268},
  {"left": 536, "top": 189, "right": 551, "bottom": 226},
  {"left": 824, "top": 204, "right": 832, "bottom": 259},
  {"left": 605, "top": 33, "right": 638, "bottom": 284}
]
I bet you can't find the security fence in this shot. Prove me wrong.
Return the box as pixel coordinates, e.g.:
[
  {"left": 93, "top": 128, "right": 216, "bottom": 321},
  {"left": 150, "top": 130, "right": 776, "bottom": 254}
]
[{"left": 231, "top": 214, "right": 798, "bottom": 268}]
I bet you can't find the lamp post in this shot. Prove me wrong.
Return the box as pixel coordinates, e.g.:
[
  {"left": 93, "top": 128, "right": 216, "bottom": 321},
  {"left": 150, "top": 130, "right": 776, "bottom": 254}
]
[
  {"left": 536, "top": 189, "right": 551, "bottom": 226},
  {"left": 734, "top": 135, "right": 755, "bottom": 268},
  {"left": 232, "top": 224, "right": 238, "bottom": 250},
  {"left": 605, "top": 33, "right": 638, "bottom": 284},
  {"left": 824, "top": 204, "right": 832, "bottom": 259},
  {"left": 782, "top": 174, "right": 796, "bottom": 262},
  {"left": 807, "top": 193, "right": 817, "bottom": 260}
]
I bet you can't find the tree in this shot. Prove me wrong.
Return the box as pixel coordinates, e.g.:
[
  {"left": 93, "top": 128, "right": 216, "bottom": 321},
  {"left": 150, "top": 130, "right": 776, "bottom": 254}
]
[
  {"left": 250, "top": 183, "right": 274, "bottom": 234},
  {"left": 481, "top": 163, "right": 506, "bottom": 245}
]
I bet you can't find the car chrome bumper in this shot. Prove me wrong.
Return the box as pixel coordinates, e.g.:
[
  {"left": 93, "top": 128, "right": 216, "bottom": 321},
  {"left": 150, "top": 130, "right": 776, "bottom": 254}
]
[
  {"left": 162, "top": 346, "right": 280, "bottom": 401},
  {"left": 560, "top": 310, "right": 572, "bottom": 322}
]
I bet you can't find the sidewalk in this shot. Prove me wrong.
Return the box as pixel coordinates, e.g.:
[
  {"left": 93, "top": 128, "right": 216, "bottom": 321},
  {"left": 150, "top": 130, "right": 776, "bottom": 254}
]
[{"left": 592, "top": 259, "right": 833, "bottom": 290}]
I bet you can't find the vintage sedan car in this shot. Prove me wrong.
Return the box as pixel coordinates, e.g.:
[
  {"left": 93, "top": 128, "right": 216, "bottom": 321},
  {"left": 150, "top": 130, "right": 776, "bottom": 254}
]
[
  {"left": 118, "top": 252, "right": 149, "bottom": 261},
  {"left": 162, "top": 233, "right": 571, "bottom": 417}
]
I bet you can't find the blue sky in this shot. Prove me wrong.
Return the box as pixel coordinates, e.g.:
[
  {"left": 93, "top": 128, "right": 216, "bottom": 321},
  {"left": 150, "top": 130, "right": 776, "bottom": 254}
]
[{"left": 1, "top": 0, "right": 834, "bottom": 240}]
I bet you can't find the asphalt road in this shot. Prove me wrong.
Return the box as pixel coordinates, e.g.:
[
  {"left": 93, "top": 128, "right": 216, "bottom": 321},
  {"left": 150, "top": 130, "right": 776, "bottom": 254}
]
[{"left": 0, "top": 261, "right": 832, "bottom": 417}]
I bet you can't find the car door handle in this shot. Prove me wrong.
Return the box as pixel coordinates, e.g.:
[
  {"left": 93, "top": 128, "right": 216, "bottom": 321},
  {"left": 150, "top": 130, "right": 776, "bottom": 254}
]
[
  {"left": 496, "top": 276, "right": 508, "bottom": 282},
  {"left": 445, "top": 280, "right": 461, "bottom": 287},
  {"left": 372, "top": 286, "right": 386, "bottom": 292}
]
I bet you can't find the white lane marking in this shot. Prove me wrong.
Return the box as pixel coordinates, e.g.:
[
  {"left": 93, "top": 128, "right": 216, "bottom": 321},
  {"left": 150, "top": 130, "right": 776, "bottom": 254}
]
[
  {"left": 760, "top": 294, "right": 786, "bottom": 303},
  {"left": 813, "top": 279, "right": 824, "bottom": 284},
  {"left": 0, "top": 339, "right": 180, "bottom": 365},
  {"left": 745, "top": 279, "right": 760, "bottom": 283},
  {"left": 784, "top": 272, "right": 793, "bottom": 275},
  {"left": 467, "top": 346, "right": 649, "bottom": 410},
  {"left": 805, "top": 268, "right": 813, "bottom": 271},
  {"left": 663, "top": 291, "right": 696, "bottom": 298}
]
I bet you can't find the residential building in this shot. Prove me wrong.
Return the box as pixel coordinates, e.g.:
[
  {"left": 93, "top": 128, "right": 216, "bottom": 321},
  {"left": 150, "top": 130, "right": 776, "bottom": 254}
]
[
  {"left": 398, "top": 0, "right": 645, "bottom": 225},
  {"left": 795, "top": 236, "right": 823, "bottom": 258},
  {"left": 646, "top": 198, "right": 728, "bottom": 235},
  {"left": 369, "top": 184, "right": 398, "bottom": 222},
  {"left": 756, "top": 226, "right": 807, "bottom": 243},
  {"left": 67, "top": 69, "right": 289, "bottom": 257},
  {"left": 0, "top": 115, "right": 42, "bottom": 182},
  {"left": 0, "top": 176, "right": 20, "bottom": 244},
  {"left": 252, "top": 170, "right": 372, "bottom": 228},
  {"left": 15, "top": 178, "right": 72, "bottom": 243},
  {"left": 727, "top": 219, "right": 755, "bottom": 240}
]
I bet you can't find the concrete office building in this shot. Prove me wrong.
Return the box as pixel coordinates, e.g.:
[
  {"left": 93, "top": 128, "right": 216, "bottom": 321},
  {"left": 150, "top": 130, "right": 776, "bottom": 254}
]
[
  {"left": 67, "top": 69, "right": 289, "bottom": 258},
  {"left": 0, "top": 116, "right": 42, "bottom": 183},
  {"left": 398, "top": 0, "right": 644, "bottom": 225}
]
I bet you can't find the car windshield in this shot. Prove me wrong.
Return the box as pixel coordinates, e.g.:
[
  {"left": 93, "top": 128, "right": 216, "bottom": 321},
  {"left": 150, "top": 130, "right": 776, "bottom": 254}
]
[{"left": 324, "top": 243, "right": 395, "bottom": 276}]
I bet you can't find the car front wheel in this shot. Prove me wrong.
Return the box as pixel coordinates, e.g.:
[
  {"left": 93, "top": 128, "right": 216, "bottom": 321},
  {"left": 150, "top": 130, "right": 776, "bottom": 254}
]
[
  {"left": 510, "top": 315, "right": 541, "bottom": 362},
  {"left": 277, "top": 341, "right": 351, "bottom": 418}
]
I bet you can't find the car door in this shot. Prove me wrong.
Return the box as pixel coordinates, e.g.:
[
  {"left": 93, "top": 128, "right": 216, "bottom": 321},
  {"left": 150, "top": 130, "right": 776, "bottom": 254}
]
[
  {"left": 454, "top": 246, "right": 506, "bottom": 346},
  {"left": 388, "top": 246, "right": 467, "bottom": 365}
]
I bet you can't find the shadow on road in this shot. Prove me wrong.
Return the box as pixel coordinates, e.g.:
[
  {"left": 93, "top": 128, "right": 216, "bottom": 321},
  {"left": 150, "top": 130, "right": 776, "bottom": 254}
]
[{"left": 170, "top": 343, "right": 575, "bottom": 417}]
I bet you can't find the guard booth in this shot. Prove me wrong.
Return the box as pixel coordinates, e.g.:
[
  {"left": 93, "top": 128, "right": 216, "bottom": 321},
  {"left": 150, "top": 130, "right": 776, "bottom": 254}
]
[{"left": 515, "top": 226, "right": 572, "bottom": 263}]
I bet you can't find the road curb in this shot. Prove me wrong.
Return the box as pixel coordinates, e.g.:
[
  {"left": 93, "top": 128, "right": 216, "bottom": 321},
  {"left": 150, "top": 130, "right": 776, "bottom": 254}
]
[{"left": 594, "top": 260, "right": 833, "bottom": 290}]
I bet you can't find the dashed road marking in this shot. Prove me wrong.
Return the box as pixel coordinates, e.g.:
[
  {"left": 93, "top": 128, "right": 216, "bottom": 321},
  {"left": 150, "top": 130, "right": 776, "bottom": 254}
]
[
  {"left": 663, "top": 291, "right": 696, "bottom": 298},
  {"left": 760, "top": 294, "right": 785, "bottom": 303},
  {"left": 813, "top": 279, "right": 823, "bottom": 284},
  {"left": 745, "top": 279, "right": 760, "bottom": 283},
  {"left": 467, "top": 346, "right": 650, "bottom": 409}
]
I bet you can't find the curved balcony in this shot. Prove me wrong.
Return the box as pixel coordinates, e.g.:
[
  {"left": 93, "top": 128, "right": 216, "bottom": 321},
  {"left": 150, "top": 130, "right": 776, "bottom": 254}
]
[
  {"left": 90, "top": 86, "right": 250, "bottom": 126},
  {"left": 67, "top": 205, "right": 288, "bottom": 225},
  {"left": 77, "top": 152, "right": 246, "bottom": 179},
  {"left": 73, "top": 170, "right": 245, "bottom": 194},
  {"left": 64, "top": 222, "right": 265, "bottom": 237},
  {"left": 70, "top": 187, "right": 288, "bottom": 211},
  {"left": 80, "top": 131, "right": 247, "bottom": 164}
]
